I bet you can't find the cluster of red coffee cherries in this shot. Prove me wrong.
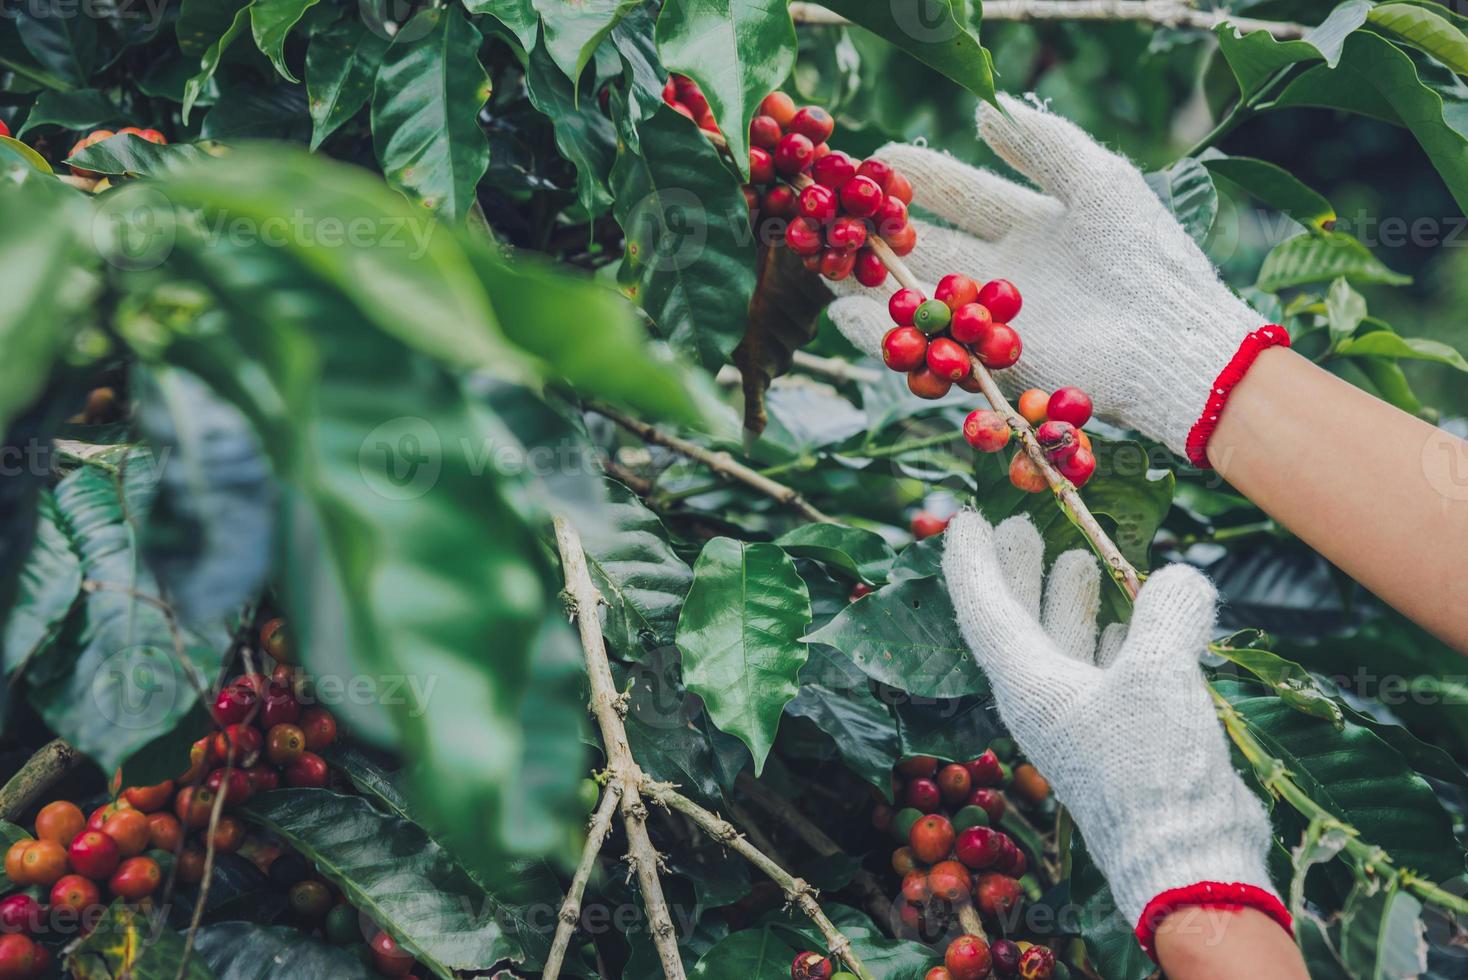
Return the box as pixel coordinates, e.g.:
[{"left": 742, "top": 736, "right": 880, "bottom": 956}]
[
  {"left": 66, "top": 126, "right": 167, "bottom": 178},
  {"left": 869, "top": 750, "right": 1059, "bottom": 980},
  {"left": 965, "top": 386, "right": 1097, "bottom": 492},
  {"left": 881, "top": 274, "right": 1023, "bottom": 400}
]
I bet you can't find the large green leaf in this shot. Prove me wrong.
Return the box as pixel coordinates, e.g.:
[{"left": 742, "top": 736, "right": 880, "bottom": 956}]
[
  {"left": 1070, "top": 834, "right": 1154, "bottom": 980},
  {"left": 776, "top": 524, "right": 896, "bottom": 585},
  {"left": 1201, "top": 154, "right": 1336, "bottom": 231},
  {"left": 182, "top": 0, "right": 252, "bottom": 122},
  {"left": 1369, "top": 2, "right": 1468, "bottom": 76},
  {"left": 786, "top": 646, "right": 899, "bottom": 795},
  {"left": 1214, "top": 1, "right": 1371, "bottom": 97},
  {"left": 1144, "top": 157, "right": 1217, "bottom": 244},
  {"left": 465, "top": 0, "right": 538, "bottom": 52},
  {"left": 532, "top": 0, "right": 638, "bottom": 84},
  {"left": 242, "top": 789, "right": 525, "bottom": 977},
  {"left": 522, "top": 35, "right": 616, "bottom": 211},
  {"left": 2, "top": 491, "right": 80, "bottom": 679},
  {"left": 691, "top": 924, "right": 801, "bottom": 979},
  {"left": 677, "top": 537, "right": 811, "bottom": 773},
  {"left": 15, "top": 88, "right": 121, "bottom": 136},
  {"left": 578, "top": 479, "right": 693, "bottom": 657},
  {"left": 14, "top": 0, "right": 94, "bottom": 90},
  {"left": 1271, "top": 31, "right": 1468, "bottom": 213},
  {"left": 69, "top": 902, "right": 213, "bottom": 979},
  {"left": 304, "top": 19, "right": 389, "bottom": 150},
  {"left": 371, "top": 7, "right": 491, "bottom": 220},
  {"left": 1256, "top": 231, "right": 1410, "bottom": 291},
  {"left": 1334, "top": 331, "right": 1468, "bottom": 371},
  {"left": 195, "top": 922, "right": 374, "bottom": 978},
  {"left": 28, "top": 451, "right": 228, "bottom": 774},
  {"left": 1340, "top": 878, "right": 1428, "bottom": 979},
  {"left": 1208, "top": 642, "right": 1342, "bottom": 725},
  {"left": 65, "top": 134, "right": 209, "bottom": 176},
  {"left": 250, "top": 0, "right": 321, "bottom": 81},
  {"left": 818, "top": 0, "right": 995, "bottom": 103},
  {"left": 655, "top": 0, "right": 797, "bottom": 179},
  {"left": 610, "top": 102, "right": 758, "bottom": 371}
]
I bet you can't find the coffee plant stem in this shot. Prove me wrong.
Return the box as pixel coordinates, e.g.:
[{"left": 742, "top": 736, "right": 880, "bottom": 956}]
[
  {"left": 790, "top": 349, "right": 883, "bottom": 385},
  {"left": 643, "top": 779, "right": 877, "bottom": 980},
  {"left": 787, "top": 1, "right": 1309, "bottom": 38},
  {"left": 592, "top": 403, "right": 836, "bottom": 522},
  {"left": 956, "top": 902, "right": 988, "bottom": 942},
  {"left": 543, "top": 780, "right": 624, "bottom": 980},
  {"left": 0, "top": 739, "right": 78, "bottom": 822},
  {"left": 554, "top": 517, "right": 689, "bottom": 980},
  {"left": 177, "top": 758, "right": 232, "bottom": 980}
]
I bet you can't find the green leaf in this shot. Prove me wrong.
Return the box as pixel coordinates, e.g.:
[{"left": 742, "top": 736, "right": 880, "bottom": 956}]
[
  {"left": 1324, "top": 276, "right": 1367, "bottom": 345},
  {"left": 250, "top": 0, "right": 320, "bottom": 82},
  {"left": 13, "top": 0, "right": 94, "bottom": 90},
  {"left": 1334, "top": 332, "right": 1468, "bottom": 371},
  {"left": 0, "top": 135, "right": 54, "bottom": 173},
  {"left": 522, "top": 36, "right": 616, "bottom": 211},
  {"left": 304, "top": 19, "right": 389, "bottom": 150},
  {"left": 1201, "top": 154, "right": 1336, "bottom": 231},
  {"left": 776, "top": 523, "right": 896, "bottom": 585},
  {"left": 65, "top": 134, "right": 209, "bottom": 176},
  {"left": 16, "top": 88, "right": 120, "bottom": 136},
  {"left": 1256, "top": 231, "right": 1410, "bottom": 291},
  {"left": 466, "top": 0, "right": 538, "bottom": 52},
  {"left": 194, "top": 921, "right": 375, "bottom": 978},
  {"left": 182, "top": 0, "right": 252, "bottom": 122},
  {"left": 199, "top": 82, "right": 311, "bottom": 141},
  {"left": 1340, "top": 878, "right": 1428, "bottom": 979},
  {"left": 691, "top": 924, "right": 800, "bottom": 979},
  {"left": 578, "top": 479, "right": 693, "bottom": 657},
  {"left": 532, "top": 0, "right": 638, "bottom": 85},
  {"left": 1209, "top": 642, "right": 1343, "bottom": 725},
  {"left": 1369, "top": 2, "right": 1468, "bottom": 76},
  {"left": 1271, "top": 31, "right": 1468, "bottom": 214},
  {"left": 677, "top": 538, "right": 812, "bottom": 773},
  {"left": 818, "top": 0, "right": 995, "bottom": 103},
  {"left": 241, "top": 789, "right": 525, "bottom": 977},
  {"left": 371, "top": 7, "right": 491, "bottom": 220},
  {"left": 893, "top": 695, "right": 1002, "bottom": 764},
  {"left": 1143, "top": 157, "right": 1217, "bottom": 244},
  {"left": 3, "top": 491, "right": 81, "bottom": 678},
  {"left": 29, "top": 450, "right": 228, "bottom": 775},
  {"left": 786, "top": 646, "right": 899, "bottom": 795},
  {"left": 134, "top": 364, "right": 276, "bottom": 624},
  {"left": 1214, "top": 0, "right": 1372, "bottom": 97},
  {"left": 69, "top": 902, "right": 213, "bottom": 979},
  {"left": 655, "top": 0, "right": 797, "bottom": 180},
  {"left": 1353, "top": 354, "right": 1424, "bottom": 414},
  {"left": 764, "top": 905, "right": 939, "bottom": 978},
  {"left": 1070, "top": 833, "right": 1153, "bottom": 980},
  {"left": 610, "top": 102, "right": 758, "bottom": 371}
]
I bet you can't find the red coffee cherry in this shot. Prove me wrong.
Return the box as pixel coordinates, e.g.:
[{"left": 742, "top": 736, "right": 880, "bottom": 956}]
[
  {"left": 909, "top": 513, "right": 948, "bottom": 540},
  {"left": 749, "top": 147, "right": 775, "bottom": 184},
  {"left": 789, "top": 106, "right": 834, "bottom": 143},
  {"left": 838, "top": 175, "right": 883, "bottom": 218},
  {"left": 1016, "top": 389, "right": 1049, "bottom": 424},
  {"left": 955, "top": 826, "right": 1004, "bottom": 870},
  {"left": 174, "top": 787, "right": 217, "bottom": 828},
  {"left": 856, "top": 158, "right": 894, "bottom": 194},
  {"left": 819, "top": 248, "right": 856, "bottom": 281},
  {"left": 901, "top": 869, "right": 931, "bottom": 904},
  {"left": 1046, "top": 386, "right": 1092, "bottom": 427},
  {"left": 937, "top": 763, "right": 973, "bottom": 804},
  {"left": 0, "top": 934, "right": 38, "bottom": 980},
  {"left": 907, "top": 367, "right": 952, "bottom": 400},
  {"left": 883, "top": 328, "right": 928, "bottom": 375},
  {"left": 760, "top": 91, "right": 797, "bottom": 126},
  {"left": 935, "top": 274, "right": 979, "bottom": 311},
  {"left": 884, "top": 221, "right": 917, "bottom": 255},
  {"left": 785, "top": 216, "right": 824, "bottom": 255},
  {"left": 1056, "top": 446, "right": 1096, "bottom": 487},
  {"left": 991, "top": 939, "right": 1022, "bottom": 976},
  {"left": 811, "top": 150, "right": 857, "bottom": 189},
  {"left": 888, "top": 288, "right": 925, "bottom": 326},
  {"left": 1017, "top": 944, "right": 1056, "bottom": 979},
  {"left": 206, "top": 767, "right": 253, "bottom": 807},
  {"left": 963, "top": 410, "right": 1010, "bottom": 453},
  {"left": 945, "top": 935, "right": 992, "bottom": 980},
  {"left": 928, "top": 860, "right": 972, "bottom": 903},
  {"left": 1008, "top": 451, "right": 1046, "bottom": 493},
  {"left": 908, "top": 813, "right": 956, "bottom": 863},
  {"left": 1012, "top": 763, "right": 1050, "bottom": 805},
  {"left": 369, "top": 930, "right": 415, "bottom": 978},
  {"left": 826, "top": 215, "right": 867, "bottom": 251},
  {"left": 791, "top": 951, "right": 834, "bottom": 980},
  {"left": 0, "top": 894, "right": 40, "bottom": 934},
  {"left": 109, "top": 856, "right": 162, "bottom": 899},
  {"left": 743, "top": 186, "right": 760, "bottom": 214},
  {"left": 897, "top": 756, "right": 939, "bottom": 777},
  {"left": 874, "top": 195, "right": 908, "bottom": 237},
  {"left": 964, "top": 750, "right": 1003, "bottom": 787},
  {"left": 925, "top": 969, "right": 952, "bottom": 980},
  {"left": 774, "top": 132, "right": 815, "bottom": 175},
  {"left": 811, "top": 141, "right": 830, "bottom": 160},
  {"left": 968, "top": 787, "right": 1007, "bottom": 824},
  {"left": 853, "top": 248, "right": 887, "bottom": 287},
  {"left": 904, "top": 777, "right": 942, "bottom": 813},
  {"left": 925, "top": 338, "right": 971, "bottom": 383},
  {"left": 977, "top": 279, "right": 1022, "bottom": 322},
  {"left": 749, "top": 114, "right": 782, "bottom": 149},
  {"left": 949, "top": 303, "right": 992, "bottom": 344},
  {"left": 1035, "top": 420, "right": 1079, "bottom": 459},
  {"left": 285, "top": 752, "right": 330, "bottom": 788},
  {"left": 974, "top": 872, "right": 1024, "bottom": 918},
  {"left": 798, "top": 183, "right": 838, "bottom": 223},
  {"left": 68, "top": 830, "right": 120, "bottom": 879},
  {"left": 975, "top": 322, "right": 1022, "bottom": 369},
  {"left": 888, "top": 170, "right": 914, "bottom": 204},
  {"left": 763, "top": 186, "right": 797, "bottom": 221}
]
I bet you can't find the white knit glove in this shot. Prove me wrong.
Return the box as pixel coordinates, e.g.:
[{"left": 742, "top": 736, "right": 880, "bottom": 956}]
[
  {"left": 941, "top": 512, "right": 1284, "bottom": 944},
  {"left": 829, "top": 93, "right": 1277, "bottom": 460}
]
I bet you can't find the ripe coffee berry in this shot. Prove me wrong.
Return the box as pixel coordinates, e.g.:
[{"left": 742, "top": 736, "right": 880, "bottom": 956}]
[
  {"left": 949, "top": 303, "right": 992, "bottom": 345},
  {"left": 286, "top": 752, "right": 330, "bottom": 788},
  {"left": 175, "top": 786, "right": 217, "bottom": 828},
  {"left": 907, "top": 366, "right": 952, "bottom": 400},
  {"left": 888, "top": 288, "right": 925, "bottom": 326},
  {"left": 785, "top": 216, "right": 824, "bottom": 255},
  {"left": 0, "top": 934, "right": 38, "bottom": 980},
  {"left": 1012, "top": 764, "right": 1050, "bottom": 805},
  {"left": 909, "top": 813, "right": 956, "bottom": 863},
  {"left": 1018, "top": 945, "right": 1055, "bottom": 979},
  {"left": 789, "top": 106, "right": 834, "bottom": 143},
  {"left": 856, "top": 158, "right": 894, "bottom": 193},
  {"left": 874, "top": 195, "right": 908, "bottom": 236},
  {"left": 904, "top": 777, "right": 941, "bottom": 812},
  {"left": 775, "top": 132, "right": 815, "bottom": 175},
  {"left": 925, "top": 337, "right": 971, "bottom": 383},
  {"left": 897, "top": 756, "right": 939, "bottom": 778},
  {"left": 946, "top": 935, "right": 992, "bottom": 980},
  {"left": 901, "top": 869, "right": 931, "bottom": 904},
  {"left": 969, "top": 787, "right": 1007, "bottom": 824},
  {"left": 926, "top": 969, "right": 952, "bottom": 980},
  {"left": 760, "top": 91, "right": 797, "bottom": 125},
  {"left": 206, "top": 766, "right": 252, "bottom": 806},
  {"left": 955, "top": 826, "right": 1003, "bottom": 870},
  {"left": 826, "top": 215, "right": 867, "bottom": 251},
  {"left": 749, "top": 115, "right": 781, "bottom": 149},
  {"left": 123, "top": 780, "right": 174, "bottom": 813},
  {"left": 1017, "top": 389, "right": 1049, "bottom": 425},
  {"left": 838, "top": 175, "right": 883, "bottom": 218},
  {"left": 1056, "top": 446, "right": 1095, "bottom": 487},
  {"left": 0, "top": 894, "right": 39, "bottom": 934},
  {"left": 935, "top": 274, "right": 979, "bottom": 311},
  {"left": 890, "top": 845, "right": 918, "bottom": 874},
  {"left": 928, "top": 860, "right": 972, "bottom": 903},
  {"left": 1008, "top": 452, "right": 1047, "bottom": 493},
  {"left": 936, "top": 763, "right": 973, "bottom": 805},
  {"left": 820, "top": 248, "right": 856, "bottom": 281},
  {"left": 1035, "top": 420, "right": 1079, "bottom": 459},
  {"left": 888, "top": 170, "right": 914, "bottom": 204},
  {"left": 69, "top": 830, "right": 119, "bottom": 879},
  {"left": 883, "top": 327, "right": 928, "bottom": 372},
  {"left": 798, "top": 184, "right": 838, "bottom": 223},
  {"left": 35, "top": 800, "right": 85, "bottom": 844},
  {"left": 763, "top": 184, "right": 797, "bottom": 218},
  {"left": 811, "top": 150, "right": 856, "bottom": 188},
  {"left": 102, "top": 808, "right": 150, "bottom": 857},
  {"left": 749, "top": 147, "right": 775, "bottom": 184},
  {"left": 963, "top": 410, "right": 1011, "bottom": 452},
  {"left": 977, "top": 279, "right": 1022, "bottom": 322},
  {"left": 109, "top": 856, "right": 161, "bottom": 899},
  {"left": 975, "top": 872, "right": 1024, "bottom": 917},
  {"left": 791, "top": 951, "right": 834, "bottom": 980},
  {"left": 964, "top": 750, "right": 1003, "bottom": 787},
  {"left": 990, "top": 940, "right": 1022, "bottom": 976},
  {"left": 147, "top": 812, "right": 183, "bottom": 851},
  {"left": 975, "top": 322, "right": 1022, "bottom": 369},
  {"left": 884, "top": 221, "right": 917, "bottom": 255},
  {"left": 912, "top": 299, "right": 951, "bottom": 335},
  {"left": 267, "top": 723, "right": 308, "bottom": 765},
  {"left": 1047, "top": 386, "right": 1092, "bottom": 427},
  {"left": 853, "top": 248, "right": 887, "bottom": 287},
  {"left": 213, "top": 681, "right": 259, "bottom": 726},
  {"left": 370, "top": 930, "right": 415, "bottom": 978}
]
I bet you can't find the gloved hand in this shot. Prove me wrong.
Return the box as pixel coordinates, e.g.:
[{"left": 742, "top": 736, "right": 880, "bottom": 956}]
[
  {"left": 828, "top": 93, "right": 1287, "bottom": 466},
  {"left": 940, "top": 511, "right": 1291, "bottom": 956}
]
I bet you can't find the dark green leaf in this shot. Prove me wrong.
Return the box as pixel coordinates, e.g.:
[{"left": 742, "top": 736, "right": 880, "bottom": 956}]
[
  {"left": 1202, "top": 154, "right": 1336, "bottom": 231},
  {"left": 532, "top": 0, "right": 638, "bottom": 85},
  {"left": 305, "top": 19, "right": 389, "bottom": 150},
  {"left": 819, "top": 0, "right": 995, "bottom": 102},
  {"left": 15, "top": 88, "right": 120, "bottom": 136},
  {"left": 371, "top": 7, "right": 491, "bottom": 220},
  {"left": 1143, "top": 157, "right": 1216, "bottom": 244},
  {"left": 893, "top": 694, "right": 1002, "bottom": 763},
  {"left": 182, "top": 1, "right": 252, "bottom": 122},
  {"left": 466, "top": 0, "right": 538, "bottom": 52},
  {"left": 522, "top": 36, "right": 616, "bottom": 211},
  {"left": 250, "top": 0, "right": 321, "bottom": 82},
  {"left": 1256, "top": 231, "right": 1410, "bottom": 291},
  {"left": 678, "top": 538, "right": 811, "bottom": 773},
  {"left": 787, "top": 647, "right": 898, "bottom": 794},
  {"left": 194, "top": 921, "right": 374, "bottom": 978},
  {"left": 65, "top": 134, "right": 209, "bottom": 176},
  {"left": 200, "top": 83, "right": 311, "bottom": 141},
  {"left": 691, "top": 924, "right": 800, "bottom": 979},
  {"left": 2, "top": 491, "right": 81, "bottom": 678},
  {"left": 1070, "top": 834, "right": 1153, "bottom": 980},
  {"left": 1339, "top": 878, "right": 1428, "bottom": 979},
  {"left": 776, "top": 523, "right": 896, "bottom": 585},
  {"left": 14, "top": 0, "right": 95, "bottom": 90}
]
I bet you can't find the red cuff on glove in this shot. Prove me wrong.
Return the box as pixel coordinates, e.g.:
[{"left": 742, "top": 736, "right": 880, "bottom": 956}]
[
  {"left": 1184, "top": 325, "right": 1291, "bottom": 469},
  {"left": 1135, "top": 881, "right": 1293, "bottom": 961}
]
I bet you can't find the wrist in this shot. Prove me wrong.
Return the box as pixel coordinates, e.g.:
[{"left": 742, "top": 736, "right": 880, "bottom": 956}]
[
  {"left": 1182, "top": 324, "right": 1292, "bottom": 468},
  {"left": 1136, "top": 881, "right": 1293, "bottom": 961}
]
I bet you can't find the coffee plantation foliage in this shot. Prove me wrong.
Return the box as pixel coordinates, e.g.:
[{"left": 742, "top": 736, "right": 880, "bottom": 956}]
[{"left": 2, "top": 0, "right": 1468, "bottom": 977}]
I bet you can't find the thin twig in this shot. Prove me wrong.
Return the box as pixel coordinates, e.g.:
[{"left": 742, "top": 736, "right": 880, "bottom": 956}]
[
  {"left": 643, "top": 779, "right": 876, "bottom": 980},
  {"left": 543, "top": 780, "right": 624, "bottom": 979},
  {"left": 553, "top": 518, "right": 688, "bottom": 980},
  {"left": 175, "top": 758, "right": 230, "bottom": 980},
  {"left": 591, "top": 404, "right": 835, "bottom": 523},
  {"left": 787, "top": 0, "right": 1308, "bottom": 38},
  {"left": 790, "top": 350, "right": 882, "bottom": 385},
  {"left": 0, "top": 740, "right": 79, "bottom": 822}
]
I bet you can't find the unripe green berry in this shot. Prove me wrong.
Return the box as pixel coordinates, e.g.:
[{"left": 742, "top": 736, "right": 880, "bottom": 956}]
[
  {"left": 953, "top": 805, "right": 990, "bottom": 831},
  {"left": 912, "top": 299, "right": 951, "bottom": 335},
  {"left": 891, "top": 807, "right": 923, "bottom": 842}
]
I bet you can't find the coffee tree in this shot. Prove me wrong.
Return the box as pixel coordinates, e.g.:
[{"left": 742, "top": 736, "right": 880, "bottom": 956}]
[{"left": 1, "top": 0, "right": 1467, "bottom": 977}]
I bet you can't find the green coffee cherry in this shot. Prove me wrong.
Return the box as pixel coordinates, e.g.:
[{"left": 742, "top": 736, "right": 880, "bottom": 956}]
[{"left": 913, "top": 299, "right": 952, "bottom": 335}]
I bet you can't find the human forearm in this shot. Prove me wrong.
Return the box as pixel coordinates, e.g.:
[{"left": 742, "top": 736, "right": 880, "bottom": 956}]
[
  {"left": 1155, "top": 906, "right": 1308, "bottom": 980},
  {"left": 1207, "top": 346, "right": 1468, "bottom": 653}
]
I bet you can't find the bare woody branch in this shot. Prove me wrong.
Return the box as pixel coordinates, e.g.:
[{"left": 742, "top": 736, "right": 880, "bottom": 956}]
[
  {"left": 543, "top": 780, "right": 624, "bottom": 979},
  {"left": 787, "top": 1, "right": 1308, "bottom": 39},
  {"left": 0, "top": 740, "right": 79, "bottom": 822}
]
